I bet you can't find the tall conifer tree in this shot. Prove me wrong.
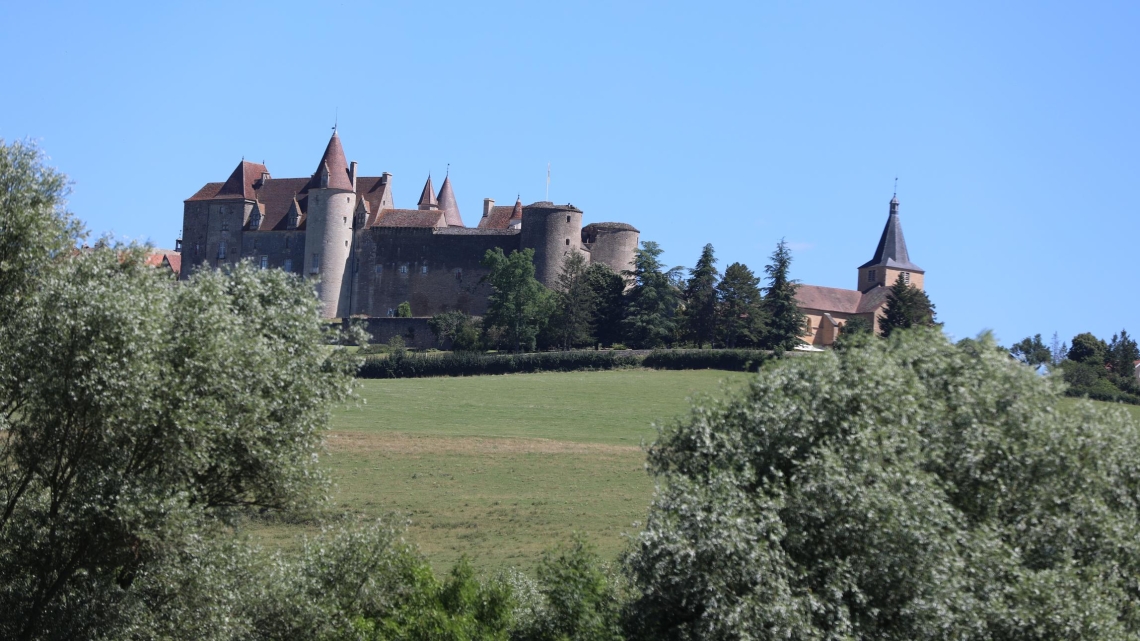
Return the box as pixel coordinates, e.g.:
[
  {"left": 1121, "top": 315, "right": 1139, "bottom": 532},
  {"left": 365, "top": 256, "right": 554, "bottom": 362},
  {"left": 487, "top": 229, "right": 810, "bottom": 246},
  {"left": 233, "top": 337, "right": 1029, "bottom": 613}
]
[
  {"left": 683, "top": 244, "right": 719, "bottom": 347},
  {"left": 621, "top": 241, "right": 681, "bottom": 349},
  {"left": 880, "top": 273, "right": 938, "bottom": 336},
  {"left": 760, "top": 239, "right": 806, "bottom": 351},
  {"left": 716, "top": 262, "right": 765, "bottom": 348}
]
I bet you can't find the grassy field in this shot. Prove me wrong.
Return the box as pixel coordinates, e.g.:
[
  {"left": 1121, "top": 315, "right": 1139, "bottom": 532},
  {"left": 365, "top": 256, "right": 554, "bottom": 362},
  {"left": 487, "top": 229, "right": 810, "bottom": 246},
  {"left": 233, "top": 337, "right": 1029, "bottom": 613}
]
[
  {"left": 251, "top": 369, "right": 1140, "bottom": 573},
  {"left": 254, "top": 369, "right": 751, "bottom": 572}
]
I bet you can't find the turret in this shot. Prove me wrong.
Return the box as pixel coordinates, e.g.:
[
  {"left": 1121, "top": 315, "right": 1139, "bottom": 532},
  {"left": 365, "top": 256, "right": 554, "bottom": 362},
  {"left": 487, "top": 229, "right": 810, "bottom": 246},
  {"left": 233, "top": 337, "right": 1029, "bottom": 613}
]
[
  {"left": 519, "top": 202, "right": 583, "bottom": 286},
  {"left": 436, "top": 173, "right": 463, "bottom": 227},
  {"left": 417, "top": 175, "right": 438, "bottom": 210},
  {"left": 582, "top": 222, "right": 639, "bottom": 274},
  {"left": 857, "top": 195, "right": 924, "bottom": 292},
  {"left": 302, "top": 131, "right": 356, "bottom": 318}
]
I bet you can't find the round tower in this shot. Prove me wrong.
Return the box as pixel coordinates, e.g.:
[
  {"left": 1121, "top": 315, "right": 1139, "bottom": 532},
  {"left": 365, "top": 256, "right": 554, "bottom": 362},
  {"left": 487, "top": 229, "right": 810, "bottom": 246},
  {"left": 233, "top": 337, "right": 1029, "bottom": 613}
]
[
  {"left": 519, "top": 202, "right": 583, "bottom": 287},
  {"left": 581, "top": 222, "right": 639, "bottom": 275},
  {"left": 303, "top": 132, "right": 356, "bottom": 318}
]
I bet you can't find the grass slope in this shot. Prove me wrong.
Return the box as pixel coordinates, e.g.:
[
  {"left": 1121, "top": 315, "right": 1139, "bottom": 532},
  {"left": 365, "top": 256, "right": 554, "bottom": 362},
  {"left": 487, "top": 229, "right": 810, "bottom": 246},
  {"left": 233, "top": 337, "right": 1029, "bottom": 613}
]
[{"left": 255, "top": 369, "right": 750, "bottom": 572}]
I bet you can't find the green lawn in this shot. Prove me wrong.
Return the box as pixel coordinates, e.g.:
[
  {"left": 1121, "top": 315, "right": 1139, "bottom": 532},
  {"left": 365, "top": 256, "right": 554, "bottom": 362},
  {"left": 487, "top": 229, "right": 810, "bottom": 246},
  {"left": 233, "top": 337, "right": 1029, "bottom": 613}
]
[{"left": 254, "top": 369, "right": 750, "bottom": 572}]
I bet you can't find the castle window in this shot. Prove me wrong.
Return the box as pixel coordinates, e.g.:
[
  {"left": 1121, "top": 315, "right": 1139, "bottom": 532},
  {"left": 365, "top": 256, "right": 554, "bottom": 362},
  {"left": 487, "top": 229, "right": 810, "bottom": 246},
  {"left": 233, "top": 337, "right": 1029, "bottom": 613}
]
[
  {"left": 284, "top": 259, "right": 293, "bottom": 272},
  {"left": 566, "top": 215, "right": 571, "bottom": 223},
  {"left": 421, "top": 265, "right": 428, "bottom": 274},
  {"left": 217, "top": 241, "right": 226, "bottom": 259},
  {"left": 311, "top": 253, "right": 320, "bottom": 274},
  {"left": 868, "top": 269, "right": 876, "bottom": 282},
  {"left": 399, "top": 264, "right": 408, "bottom": 274},
  {"left": 345, "top": 240, "right": 348, "bottom": 247},
  {"left": 220, "top": 219, "right": 229, "bottom": 232},
  {"left": 260, "top": 255, "right": 268, "bottom": 269},
  {"left": 565, "top": 238, "right": 570, "bottom": 245},
  {"left": 343, "top": 216, "right": 347, "bottom": 225}
]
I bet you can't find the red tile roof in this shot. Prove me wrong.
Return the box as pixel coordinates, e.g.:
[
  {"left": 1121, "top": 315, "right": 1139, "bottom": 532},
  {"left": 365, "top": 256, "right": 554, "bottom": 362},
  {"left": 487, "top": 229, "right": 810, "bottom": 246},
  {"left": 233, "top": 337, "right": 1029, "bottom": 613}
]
[
  {"left": 436, "top": 175, "right": 463, "bottom": 227},
  {"left": 376, "top": 209, "right": 445, "bottom": 228},
  {"left": 217, "top": 161, "right": 269, "bottom": 200},
  {"left": 309, "top": 132, "right": 353, "bottom": 191},
  {"left": 795, "top": 285, "right": 864, "bottom": 314},
  {"left": 478, "top": 204, "right": 518, "bottom": 229}
]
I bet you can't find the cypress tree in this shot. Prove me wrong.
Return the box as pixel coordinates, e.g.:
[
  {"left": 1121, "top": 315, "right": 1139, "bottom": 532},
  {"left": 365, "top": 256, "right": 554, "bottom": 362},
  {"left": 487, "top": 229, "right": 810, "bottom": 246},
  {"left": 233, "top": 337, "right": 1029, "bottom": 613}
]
[{"left": 760, "top": 239, "right": 806, "bottom": 351}]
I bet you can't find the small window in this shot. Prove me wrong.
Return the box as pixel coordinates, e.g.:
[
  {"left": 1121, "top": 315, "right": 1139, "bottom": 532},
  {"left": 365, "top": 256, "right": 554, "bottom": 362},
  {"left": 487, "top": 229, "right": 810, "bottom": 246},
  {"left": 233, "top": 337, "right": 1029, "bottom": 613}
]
[
  {"left": 343, "top": 216, "right": 347, "bottom": 225},
  {"left": 421, "top": 265, "right": 428, "bottom": 274},
  {"left": 868, "top": 269, "right": 876, "bottom": 282},
  {"left": 260, "top": 255, "right": 268, "bottom": 269},
  {"left": 311, "top": 253, "right": 320, "bottom": 274},
  {"left": 399, "top": 264, "right": 408, "bottom": 274},
  {"left": 220, "top": 220, "right": 229, "bottom": 232},
  {"left": 565, "top": 238, "right": 570, "bottom": 245},
  {"left": 217, "top": 241, "right": 227, "bottom": 259},
  {"left": 284, "top": 259, "right": 293, "bottom": 272},
  {"left": 566, "top": 215, "right": 571, "bottom": 223},
  {"left": 344, "top": 240, "right": 348, "bottom": 247}
]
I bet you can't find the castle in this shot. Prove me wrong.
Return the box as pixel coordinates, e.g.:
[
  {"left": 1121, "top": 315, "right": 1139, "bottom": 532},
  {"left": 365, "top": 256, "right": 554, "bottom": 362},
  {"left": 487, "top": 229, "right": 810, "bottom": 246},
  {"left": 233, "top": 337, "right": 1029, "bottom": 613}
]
[
  {"left": 179, "top": 130, "right": 924, "bottom": 348},
  {"left": 179, "top": 131, "right": 639, "bottom": 319}
]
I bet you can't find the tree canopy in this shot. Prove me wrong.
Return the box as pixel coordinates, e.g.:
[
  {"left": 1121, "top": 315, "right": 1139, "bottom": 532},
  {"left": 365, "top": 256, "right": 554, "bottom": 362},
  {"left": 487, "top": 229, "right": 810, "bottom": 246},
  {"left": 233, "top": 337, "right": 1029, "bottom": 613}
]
[
  {"left": 715, "top": 261, "right": 765, "bottom": 348},
  {"left": 681, "top": 243, "right": 719, "bottom": 347},
  {"left": 760, "top": 239, "right": 806, "bottom": 351},
  {"left": 880, "top": 273, "right": 938, "bottom": 336},
  {"left": 621, "top": 241, "right": 681, "bottom": 349},
  {"left": 480, "top": 247, "right": 552, "bottom": 353},
  {"left": 624, "top": 329, "right": 1140, "bottom": 640}
]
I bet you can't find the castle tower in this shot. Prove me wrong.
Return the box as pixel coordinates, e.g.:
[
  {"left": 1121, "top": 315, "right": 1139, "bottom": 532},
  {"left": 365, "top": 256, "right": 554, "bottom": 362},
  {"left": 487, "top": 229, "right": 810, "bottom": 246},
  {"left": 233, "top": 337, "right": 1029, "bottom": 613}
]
[
  {"left": 520, "top": 202, "right": 583, "bottom": 286},
  {"left": 856, "top": 195, "right": 924, "bottom": 293},
  {"left": 436, "top": 174, "right": 464, "bottom": 227},
  {"left": 417, "top": 175, "right": 438, "bottom": 210},
  {"left": 302, "top": 131, "right": 356, "bottom": 318}
]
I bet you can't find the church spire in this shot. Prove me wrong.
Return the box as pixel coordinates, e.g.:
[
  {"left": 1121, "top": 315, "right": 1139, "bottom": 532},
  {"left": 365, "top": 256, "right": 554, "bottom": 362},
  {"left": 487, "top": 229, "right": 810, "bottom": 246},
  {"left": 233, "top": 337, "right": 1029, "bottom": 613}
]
[
  {"left": 417, "top": 175, "right": 438, "bottom": 210},
  {"left": 309, "top": 131, "right": 353, "bottom": 191},
  {"left": 856, "top": 194, "right": 924, "bottom": 292}
]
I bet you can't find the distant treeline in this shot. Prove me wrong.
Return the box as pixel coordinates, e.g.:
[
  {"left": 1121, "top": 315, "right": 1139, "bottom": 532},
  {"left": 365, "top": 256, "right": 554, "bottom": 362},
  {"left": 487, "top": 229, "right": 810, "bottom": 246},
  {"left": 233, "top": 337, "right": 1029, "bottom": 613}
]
[{"left": 1008, "top": 330, "right": 1140, "bottom": 405}]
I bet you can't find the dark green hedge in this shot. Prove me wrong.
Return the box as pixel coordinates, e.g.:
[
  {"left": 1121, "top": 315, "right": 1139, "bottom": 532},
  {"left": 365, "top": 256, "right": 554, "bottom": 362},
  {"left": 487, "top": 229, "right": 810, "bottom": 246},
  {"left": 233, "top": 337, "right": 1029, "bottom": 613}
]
[{"left": 356, "top": 349, "right": 772, "bottom": 379}]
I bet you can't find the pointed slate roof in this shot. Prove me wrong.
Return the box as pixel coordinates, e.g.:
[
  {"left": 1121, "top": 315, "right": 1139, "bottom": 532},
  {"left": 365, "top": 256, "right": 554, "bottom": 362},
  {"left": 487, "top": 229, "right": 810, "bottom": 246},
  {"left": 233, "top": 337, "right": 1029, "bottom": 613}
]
[
  {"left": 308, "top": 131, "right": 353, "bottom": 191},
  {"left": 417, "top": 175, "right": 438, "bottom": 210},
  {"left": 436, "top": 175, "right": 463, "bottom": 226},
  {"left": 858, "top": 196, "right": 923, "bottom": 272},
  {"left": 216, "top": 160, "right": 268, "bottom": 200}
]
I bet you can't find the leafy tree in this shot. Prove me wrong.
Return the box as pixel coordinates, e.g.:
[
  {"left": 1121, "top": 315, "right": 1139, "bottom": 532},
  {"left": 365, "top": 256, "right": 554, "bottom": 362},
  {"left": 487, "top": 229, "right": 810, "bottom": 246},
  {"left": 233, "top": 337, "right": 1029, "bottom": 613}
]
[
  {"left": 396, "top": 300, "right": 413, "bottom": 317},
  {"left": 429, "top": 310, "right": 481, "bottom": 351},
  {"left": 584, "top": 263, "right": 626, "bottom": 347},
  {"left": 1011, "top": 333, "right": 1053, "bottom": 367},
  {"left": 480, "top": 247, "right": 552, "bottom": 353},
  {"left": 760, "top": 239, "right": 806, "bottom": 351},
  {"left": 1067, "top": 331, "right": 1107, "bottom": 365},
  {"left": 681, "top": 244, "right": 719, "bottom": 347},
  {"left": 551, "top": 251, "right": 596, "bottom": 350},
  {"left": 514, "top": 535, "right": 625, "bottom": 641},
  {"left": 624, "top": 329, "right": 1140, "bottom": 639},
  {"left": 715, "top": 261, "right": 765, "bottom": 348},
  {"left": 621, "top": 241, "right": 681, "bottom": 349},
  {"left": 880, "top": 272, "right": 938, "bottom": 336},
  {"left": 833, "top": 315, "right": 874, "bottom": 350}
]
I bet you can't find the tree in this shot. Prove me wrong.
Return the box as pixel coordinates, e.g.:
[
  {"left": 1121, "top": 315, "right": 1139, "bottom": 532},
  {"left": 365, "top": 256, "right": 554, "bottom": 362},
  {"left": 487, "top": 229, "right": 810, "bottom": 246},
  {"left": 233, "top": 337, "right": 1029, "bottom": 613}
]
[
  {"left": 624, "top": 330, "right": 1140, "bottom": 639},
  {"left": 584, "top": 263, "right": 626, "bottom": 347},
  {"left": 514, "top": 535, "right": 625, "bottom": 641},
  {"left": 396, "top": 300, "right": 413, "bottom": 317},
  {"left": 428, "top": 311, "right": 481, "bottom": 351},
  {"left": 715, "top": 262, "right": 765, "bottom": 348},
  {"left": 1011, "top": 333, "right": 1052, "bottom": 367},
  {"left": 551, "top": 251, "right": 596, "bottom": 350},
  {"left": 1067, "top": 331, "right": 1107, "bottom": 365},
  {"left": 480, "top": 247, "right": 552, "bottom": 353},
  {"left": 1107, "top": 329, "right": 1139, "bottom": 381},
  {"left": 620, "top": 241, "right": 681, "bottom": 349},
  {"left": 833, "top": 315, "right": 874, "bottom": 350},
  {"left": 681, "top": 244, "right": 719, "bottom": 347},
  {"left": 760, "top": 239, "right": 806, "bottom": 351},
  {"left": 879, "top": 272, "right": 938, "bottom": 336},
  {"left": 1050, "top": 331, "right": 1067, "bottom": 366}
]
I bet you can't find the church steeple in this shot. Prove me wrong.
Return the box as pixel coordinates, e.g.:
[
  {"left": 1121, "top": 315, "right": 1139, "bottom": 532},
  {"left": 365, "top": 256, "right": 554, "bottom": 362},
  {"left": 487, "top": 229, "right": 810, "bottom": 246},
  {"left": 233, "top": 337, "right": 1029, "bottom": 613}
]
[
  {"left": 857, "top": 195, "right": 924, "bottom": 292},
  {"left": 417, "top": 175, "right": 438, "bottom": 210}
]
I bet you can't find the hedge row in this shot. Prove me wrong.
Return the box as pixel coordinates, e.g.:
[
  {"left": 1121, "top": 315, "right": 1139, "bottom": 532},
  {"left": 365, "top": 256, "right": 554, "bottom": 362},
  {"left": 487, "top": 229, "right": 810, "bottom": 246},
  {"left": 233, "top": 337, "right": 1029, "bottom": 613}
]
[{"left": 356, "top": 349, "right": 773, "bottom": 379}]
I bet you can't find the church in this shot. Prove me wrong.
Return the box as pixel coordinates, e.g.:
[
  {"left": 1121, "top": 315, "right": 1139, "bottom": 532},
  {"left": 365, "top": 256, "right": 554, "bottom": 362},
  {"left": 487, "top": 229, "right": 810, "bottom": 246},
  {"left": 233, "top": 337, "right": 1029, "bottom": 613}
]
[{"left": 795, "top": 194, "right": 925, "bottom": 346}]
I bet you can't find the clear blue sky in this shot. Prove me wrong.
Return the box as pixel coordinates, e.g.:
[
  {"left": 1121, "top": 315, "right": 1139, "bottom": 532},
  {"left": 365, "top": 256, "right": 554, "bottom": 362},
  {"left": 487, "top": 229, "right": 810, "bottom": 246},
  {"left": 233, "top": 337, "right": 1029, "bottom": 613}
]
[{"left": 3, "top": 1, "right": 1137, "bottom": 346}]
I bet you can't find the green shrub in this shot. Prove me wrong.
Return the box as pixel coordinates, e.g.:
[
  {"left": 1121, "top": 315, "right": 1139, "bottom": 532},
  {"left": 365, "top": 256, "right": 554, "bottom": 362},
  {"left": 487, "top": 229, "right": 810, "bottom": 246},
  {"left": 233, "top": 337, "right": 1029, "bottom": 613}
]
[{"left": 642, "top": 349, "right": 769, "bottom": 372}]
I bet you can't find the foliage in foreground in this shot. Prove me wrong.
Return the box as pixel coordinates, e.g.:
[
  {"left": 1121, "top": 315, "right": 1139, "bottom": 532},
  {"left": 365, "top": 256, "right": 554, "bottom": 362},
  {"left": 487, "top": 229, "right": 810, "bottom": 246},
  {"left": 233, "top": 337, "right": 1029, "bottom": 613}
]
[{"left": 625, "top": 329, "right": 1140, "bottom": 640}]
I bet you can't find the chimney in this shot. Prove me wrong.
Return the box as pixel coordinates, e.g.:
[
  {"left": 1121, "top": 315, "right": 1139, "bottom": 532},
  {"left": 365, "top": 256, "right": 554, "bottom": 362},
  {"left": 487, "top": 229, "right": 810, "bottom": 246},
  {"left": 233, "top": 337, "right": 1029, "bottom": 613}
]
[
  {"left": 483, "top": 198, "right": 495, "bottom": 218},
  {"left": 381, "top": 171, "right": 391, "bottom": 184},
  {"left": 349, "top": 161, "right": 358, "bottom": 190}
]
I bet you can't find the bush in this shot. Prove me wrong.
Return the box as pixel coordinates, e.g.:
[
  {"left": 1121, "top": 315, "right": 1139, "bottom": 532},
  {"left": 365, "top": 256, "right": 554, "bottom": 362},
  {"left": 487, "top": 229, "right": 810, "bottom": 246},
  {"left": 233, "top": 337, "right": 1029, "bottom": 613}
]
[{"left": 641, "top": 349, "right": 769, "bottom": 372}]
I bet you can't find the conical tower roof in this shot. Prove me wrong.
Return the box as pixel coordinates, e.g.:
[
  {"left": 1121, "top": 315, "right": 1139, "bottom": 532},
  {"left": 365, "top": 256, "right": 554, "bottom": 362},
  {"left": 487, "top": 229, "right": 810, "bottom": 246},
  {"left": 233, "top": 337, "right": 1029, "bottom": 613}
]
[
  {"left": 417, "top": 175, "right": 438, "bottom": 210},
  {"left": 510, "top": 196, "right": 523, "bottom": 221},
  {"left": 308, "top": 131, "right": 353, "bottom": 191},
  {"left": 858, "top": 196, "right": 923, "bottom": 272},
  {"left": 436, "top": 174, "right": 463, "bottom": 226}
]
